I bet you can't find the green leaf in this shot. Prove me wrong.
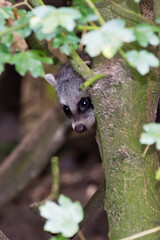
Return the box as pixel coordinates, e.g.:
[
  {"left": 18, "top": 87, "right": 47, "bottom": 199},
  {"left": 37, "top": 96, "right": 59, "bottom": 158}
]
[
  {"left": 9, "top": 50, "right": 53, "bottom": 77},
  {"left": 0, "top": 45, "right": 10, "bottom": 62},
  {"left": 126, "top": 50, "right": 159, "bottom": 75},
  {"left": 30, "top": 6, "right": 81, "bottom": 40},
  {"left": 140, "top": 123, "right": 160, "bottom": 149},
  {"left": 134, "top": 23, "right": 159, "bottom": 47},
  {"left": 0, "top": 33, "right": 13, "bottom": 47},
  {"left": 14, "top": 11, "right": 32, "bottom": 38},
  {"left": 50, "top": 235, "right": 68, "bottom": 240},
  {"left": 0, "top": 44, "right": 11, "bottom": 74},
  {"left": 82, "top": 30, "right": 105, "bottom": 57},
  {"left": 73, "top": 0, "right": 97, "bottom": 24},
  {"left": 155, "top": 168, "right": 160, "bottom": 181},
  {"left": 0, "top": 7, "right": 14, "bottom": 29},
  {"left": 39, "top": 194, "right": 84, "bottom": 238},
  {"left": 82, "top": 19, "right": 135, "bottom": 58},
  {"left": 52, "top": 31, "right": 80, "bottom": 55},
  {"left": 0, "top": 7, "right": 14, "bottom": 19},
  {"left": 0, "top": 64, "right": 4, "bottom": 74},
  {"left": 134, "top": 0, "right": 140, "bottom": 2}
]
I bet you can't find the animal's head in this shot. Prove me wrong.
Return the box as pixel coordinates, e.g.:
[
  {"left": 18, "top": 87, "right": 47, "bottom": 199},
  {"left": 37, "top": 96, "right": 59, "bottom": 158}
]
[{"left": 45, "top": 64, "right": 95, "bottom": 133}]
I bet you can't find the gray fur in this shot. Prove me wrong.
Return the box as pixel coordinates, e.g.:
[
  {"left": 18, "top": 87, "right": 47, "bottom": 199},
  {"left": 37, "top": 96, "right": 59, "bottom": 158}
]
[{"left": 45, "top": 64, "right": 95, "bottom": 132}]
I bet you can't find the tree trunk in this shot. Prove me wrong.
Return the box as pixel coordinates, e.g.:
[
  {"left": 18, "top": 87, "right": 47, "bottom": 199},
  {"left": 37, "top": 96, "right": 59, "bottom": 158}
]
[{"left": 90, "top": 1, "right": 160, "bottom": 239}]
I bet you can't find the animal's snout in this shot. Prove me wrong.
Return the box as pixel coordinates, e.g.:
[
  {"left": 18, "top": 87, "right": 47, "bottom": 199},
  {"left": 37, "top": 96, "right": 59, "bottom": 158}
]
[{"left": 75, "top": 124, "right": 87, "bottom": 133}]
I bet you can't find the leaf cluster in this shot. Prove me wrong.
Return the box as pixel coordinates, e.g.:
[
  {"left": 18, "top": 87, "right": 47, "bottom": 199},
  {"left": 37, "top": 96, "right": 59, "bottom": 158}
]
[
  {"left": 1, "top": 2, "right": 160, "bottom": 77},
  {"left": 82, "top": 20, "right": 160, "bottom": 75},
  {"left": 0, "top": 2, "right": 96, "bottom": 77}
]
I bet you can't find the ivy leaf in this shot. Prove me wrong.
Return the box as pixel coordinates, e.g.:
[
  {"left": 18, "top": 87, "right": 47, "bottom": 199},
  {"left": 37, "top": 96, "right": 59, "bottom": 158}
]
[
  {"left": 0, "top": 7, "right": 14, "bottom": 20},
  {"left": 14, "top": 11, "right": 32, "bottom": 38},
  {"left": 82, "top": 30, "right": 105, "bottom": 57},
  {"left": 39, "top": 194, "right": 84, "bottom": 238},
  {"left": 30, "top": 6, "right": 81, "bottom": 40},
  {"left": 82, "top": 19, "right": 135, "bottom": 58},
  {"left": 0, "top": 32, "right": 13, "bottom": 47},
  {"left": 0, "top": 45, "right": 11, "bottom": 62},
  {"left": 140, "top": 123, "right": 160, "bottom": 149},
  {"left": 9, "top": 50, "right": 53, "bottom": 77},
  {"left": 31, "top": 28, "right": 55, "bottom": 41},
  {"left": 134, "top": 23, "right": 159, "bottom": 47},
  {"left": 0, "top": 7, "right": 14, "bottom": 28},
  {"left": 52, "top": 32, "right": 80, "bottom": 55},
  {"left": 0, "top": 45, "right": 11, "bottom": 74},
  {"left": 126, "top": 50, "right": 159, "bottom": 75},
  {"left": 73, "top": 0, "right": 97, "bottom": 24}
]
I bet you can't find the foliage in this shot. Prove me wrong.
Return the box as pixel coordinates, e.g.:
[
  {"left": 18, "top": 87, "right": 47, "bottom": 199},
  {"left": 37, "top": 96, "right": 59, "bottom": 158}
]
[
  {"left": 82, "top": 19, "right": 135, "bottom": 58},
  {"left": 125, "top": 50, "right": 159, "bottom": 75},
  {"left": 140, "top": 123, "right": 160, "bottom": 149},
  {"left": 10, "top": 50, "right": 52, "bottom": 77},
  {"left": 134, "top": 23, "right": 159, "bottom": 47},
  {"left": 1, "top": 1, "right": 160, "bottom": 239},
  {"left": 50, "top": 235, "right": 68, "bottom": 240},
  {"left": 30, "top": 6, "right": 81, "bottom": 35},
  {"left": 39, "top": 194, "right": 84, "bottom": 238},
  {"left": 0, "top": 1, "right": 160, "bottom": 77},
  {"left": 73, "top": 0, "right": 97, "bottom": 23}
]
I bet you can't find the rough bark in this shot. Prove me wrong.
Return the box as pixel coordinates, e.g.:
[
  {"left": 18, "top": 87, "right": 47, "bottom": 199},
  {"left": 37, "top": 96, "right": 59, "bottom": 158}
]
[
  {"left": 90, "top": 1, "right": 160, "bottom": 239},
  {"left": 0, "top": 106, "right": 69, "bottom": 208}
]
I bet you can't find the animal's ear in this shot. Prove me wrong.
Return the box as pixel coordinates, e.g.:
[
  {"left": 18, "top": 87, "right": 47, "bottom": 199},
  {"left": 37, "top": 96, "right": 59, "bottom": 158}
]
[{"left": 45, "top": 74, "right": 57, "bottom": 87}]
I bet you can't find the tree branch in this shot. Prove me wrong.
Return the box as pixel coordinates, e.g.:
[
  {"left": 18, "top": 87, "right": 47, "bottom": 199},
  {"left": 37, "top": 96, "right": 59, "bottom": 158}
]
[
  {"left": 80, "top": 181, "right": 105, "bottom": 229},
  {"left": 30, "top": 156, "right": 60, "bottom": 212},
  {"left": 0, "top": 106, "right": 70, "bottom": 208},
  {"left": 29, "top": 0, "right": 44, "bottom": 7},
  {"left": 153, "top": 0, "right": 160, "bottom": 21},
  {"left": 0, "top": 231, "right": 10, "bottom": 240}
]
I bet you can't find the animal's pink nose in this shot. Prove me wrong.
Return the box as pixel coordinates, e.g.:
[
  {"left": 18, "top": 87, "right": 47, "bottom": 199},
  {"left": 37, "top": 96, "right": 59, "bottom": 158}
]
[{"left": 75, "top": 124, "right": 87, "bottom": 133}]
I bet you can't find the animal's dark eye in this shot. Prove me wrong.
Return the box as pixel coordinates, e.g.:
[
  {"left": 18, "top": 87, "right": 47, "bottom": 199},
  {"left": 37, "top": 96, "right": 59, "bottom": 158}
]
[
  {"left": 78, "top": 97, "right": 93, "bottom": 112},
  {"left": 62, "top": 105, "right": 72, "bottom": 118}
]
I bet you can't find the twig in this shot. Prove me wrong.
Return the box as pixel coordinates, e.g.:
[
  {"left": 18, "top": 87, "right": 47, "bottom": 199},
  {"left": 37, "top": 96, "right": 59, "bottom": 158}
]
[
  {"left": 0, "top": 22, "right": 29, "bottom": 37},
  {"left": 118, "top": 48, "right": 136, "bottom": 69},
  {"left": 69, "top": 47, "right": 93, "bottom": 81},
  {"left": 119, "top": 225, "right": 160, "bottom": 240},
  {"left": 77, "top": 25, "right": 99, "bottom": 31},
  {"left": 85, "top": 0, "right": 105, "bottom": 25},
  {"left": 28, "top": 0, "right": 44, "bottom": 7},
  {"left": 142, "top": 145, "right": 150, "bottom": 158},
  {"left": 0, "top": 231, "right": 10, "bottom": 240},
  {"left": 108, "top": 0, "right": 153, "bottom": 24},
  {"left": 80, "top": 181, "right": 105, "bottom": 229},
  {"left": 0, "top": 107, "right": 69, "bottom": 208},
  {"left": 79, "top": 29, "right": 87, "bottom": 51},
  {"left": 13, "top": 0, "right": 32, "bottom": 10},
  {"left": 50, "top": 156, "right": 60, "bottom": 197},
  {"left": 79, "top": 73, "right": 106, "bottom": 90},
  {"left": 30, "top": 156, "right": 60, "bottom": 212},
  {"left": 78, "top": 230, "right": 86, "bottom": 240}
]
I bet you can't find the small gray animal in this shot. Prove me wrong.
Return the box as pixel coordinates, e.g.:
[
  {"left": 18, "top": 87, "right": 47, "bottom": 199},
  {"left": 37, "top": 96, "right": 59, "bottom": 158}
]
[{"left": 45, "top": 64, "right": 95, "bottom": 133}]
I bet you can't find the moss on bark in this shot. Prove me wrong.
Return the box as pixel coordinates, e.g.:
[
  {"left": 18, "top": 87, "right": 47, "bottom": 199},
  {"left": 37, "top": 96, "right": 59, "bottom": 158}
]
[
  {"left": 91, "top": 56, "right": 160, "bottom": 239},
  {"left": 90, "top": 1, "right": 160, "bottom": 239}
]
